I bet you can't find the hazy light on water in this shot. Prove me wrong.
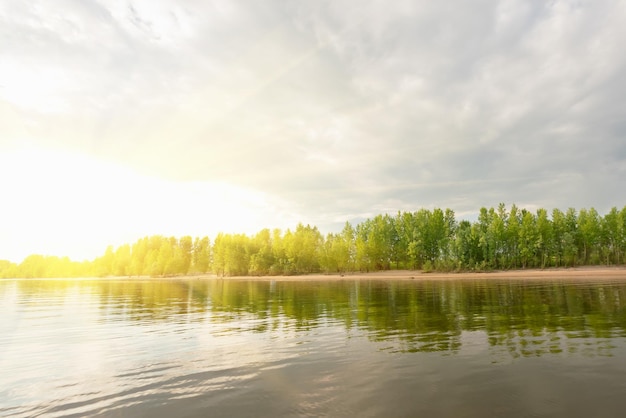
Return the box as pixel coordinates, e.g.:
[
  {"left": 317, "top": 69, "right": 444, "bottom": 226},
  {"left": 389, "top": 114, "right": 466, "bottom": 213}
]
[{"left": 2, "top": 278, "right": 626, "bottom": 417}]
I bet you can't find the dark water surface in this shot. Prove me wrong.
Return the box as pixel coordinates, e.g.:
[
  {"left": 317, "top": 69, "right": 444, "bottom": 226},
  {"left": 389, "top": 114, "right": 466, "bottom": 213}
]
[{"left": 2, "top": 277, "right": 626, "bottom": 417}]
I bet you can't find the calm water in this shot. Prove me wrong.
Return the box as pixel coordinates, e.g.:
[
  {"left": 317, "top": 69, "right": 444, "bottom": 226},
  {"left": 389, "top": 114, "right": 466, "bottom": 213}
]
[{"left": 2, "top": 277, "right": 626, "bottom": 417}]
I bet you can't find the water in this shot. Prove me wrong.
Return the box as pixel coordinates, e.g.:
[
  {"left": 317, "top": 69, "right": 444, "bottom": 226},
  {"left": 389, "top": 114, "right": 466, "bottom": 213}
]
[{"left": 2, "top": 277, "right": 626, "bottom": 417}]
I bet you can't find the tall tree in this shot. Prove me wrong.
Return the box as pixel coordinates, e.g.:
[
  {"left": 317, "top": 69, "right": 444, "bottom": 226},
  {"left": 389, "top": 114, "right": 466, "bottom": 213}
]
[
  {"left": 113, "top": 244, "right": 131, "bottom": 276},
  {"left": 191, "top": 236, "right": 211, "bottom": 274},
  {"left": 179, "top": 236, "right": 193, "bottom": 275},
  {"left": 551, "top": 208, "right": 566, "bottom": 267},
  {"left": 249, "top": 229, "right": 275, "bottom": 275},
  {"left": 578, "top": 208, "right": 601, "bottom": 265},
  {"left": 518, "top": 210, "right": 537, "bottom": 268},
  {"left": 535, "top": 208, "right": 552, "bottom": 268},
  {"left": 506, "top": 204, "right": 521, "bottom": 269},
  {"left": 564, "top": 208, "right": 579, "bottom": 266}
]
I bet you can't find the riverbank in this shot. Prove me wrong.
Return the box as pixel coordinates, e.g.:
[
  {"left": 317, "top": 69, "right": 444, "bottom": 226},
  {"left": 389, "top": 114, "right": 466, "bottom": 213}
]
[{"left": 183, "top": 266, "right": 626, "bottom": 281}]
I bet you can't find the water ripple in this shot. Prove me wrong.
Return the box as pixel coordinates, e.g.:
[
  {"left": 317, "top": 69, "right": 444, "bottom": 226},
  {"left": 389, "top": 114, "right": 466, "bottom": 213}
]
[{"left": 3, "top": 278, "right": 626, "bottom": 417}]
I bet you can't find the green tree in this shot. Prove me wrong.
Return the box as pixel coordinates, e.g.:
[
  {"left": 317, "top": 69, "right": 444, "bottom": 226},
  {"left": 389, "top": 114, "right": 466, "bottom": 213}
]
[
  {"left": 179, "top": 236, "right": 193, "bottom": 274},
  {"left": 157, "top": 238, "right": 175, "bottom": 276},
  {"left": 113, "top": 244, "right": 131, "bottom": 276},
  {"left": 191, "top": 236, "right": 211, "bottom": 274},
  {"left": 129, "top": 237, "right": 149, "bottom": 276},
  {"left": 564, "top": 208, "right": 579, "bottom": 266},
  {"left": 212, "top": 233, "right": 227, "bottom": 276},
  {"left": 0, "top": 260, "right": 17, "bottom": 278},
  {"left": 249, "top": 229, "right": 275, "bottom": 275},
  {"left": 355, "top": 221, "right": 372, "bottom": 272},
  {"left": 19, "top": 255, "right": 48, "bottom": 278},
  {"left": 535, "top": 208, "right": 552, "bottom": 268},
  {"left": 95, "top": 246, "right": 115, "bottom": 277},
  {"left": 285, "top": 223, "right": 323, "bottom": 274},
  {"left": 452, "top": 220, "right": 472, "bottom": 269},
  {"left": 578, "top": 208, "right": 601, "bottom": 265},
  {"left": 506, "top": 204, "right": 521, "bottom": 268},
  {"left": 551, "top": 208, "right": 566, "bottom": 267},
  {"left": 518, "top": 210, "right": 537, "bottom": 268},
  {"left": 394, "top": 211, "right": 416, "bottom": 269}
]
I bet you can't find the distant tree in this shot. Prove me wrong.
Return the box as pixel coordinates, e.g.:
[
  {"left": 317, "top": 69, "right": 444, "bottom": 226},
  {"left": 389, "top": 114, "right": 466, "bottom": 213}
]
[
  {"left": 113, "top": 244, "right": 131, "bottom": 276},
  {"left": 551, "top": 208, "right": 566, "bottom": 267},
  {"left": 320, "top": 233, "right": 339, "bottom": 273},
  {"left": 249, "top": 229, "right": 274, "bottom": 275},
  {"left": 95, "top": 246, "right": 115, "bottom": 277},
  {"left": 506, "top": 204, "right": 521, "bottom": 269},
  {"left": 0, "top": 259, "right": 17, "bottom": 278},
  {"left": 179, "top": 236, "right": 193, "bottom": 274},
  {"left": 536, "top": 208, "right": 552, "bottom": 268},
  {"left": 355, "top": 222, "right": 372, "bottom": 272},
  {"left": 452, "top": 220, "right": 472, "bottom": 269},
  {"left": 579, "top": 208, "right": 602, "bottom": 265},
  {"left": 518, "top": 210, "right": 537, "bottom": 269},
  {"left": 191, "top": 236, "right": 211, "bottom": 274},
  {"left": 157, "top": 238, "right": 175, "bottom": 276},
  {"left": 10, "top": 203, "right": 626, "bottom": 279},
  {"left": 340, "top": 222, "right": 356, "bottom": 271},
  {"left": 129, "top": 237, "right": 148, "bottom": 276},
  {"left": 564, "top": 208, "right": 579, "bottom": 266},
  {"left": 285, "top": 224, "right": 323, "bottom": 274},
  {"left": 270, "top": 229, "right": 287, "bottom": 275},
  {"left": 394, "top": 212, "right": 414, "bottom": 269},
  {"left": 19, "top": 255, "right": 48, "bottom": 278},
  {"left": 488, "top": 204, "right": 507, "bottom": 269}
]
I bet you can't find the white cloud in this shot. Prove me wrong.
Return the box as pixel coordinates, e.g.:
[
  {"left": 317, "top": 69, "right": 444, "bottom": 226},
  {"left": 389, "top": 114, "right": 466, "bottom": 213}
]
[{"left": 1, "top": 0, "right": 625, "bottom": 259}]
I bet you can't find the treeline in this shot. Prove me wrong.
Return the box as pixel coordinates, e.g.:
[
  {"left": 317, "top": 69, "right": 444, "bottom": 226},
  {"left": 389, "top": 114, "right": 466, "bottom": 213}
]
[
  {"left": 0, "top": 236, "right": 211, "bottom": 279},
  {"left": 1, "top": 204, "right": 626, "bottom": 278}
]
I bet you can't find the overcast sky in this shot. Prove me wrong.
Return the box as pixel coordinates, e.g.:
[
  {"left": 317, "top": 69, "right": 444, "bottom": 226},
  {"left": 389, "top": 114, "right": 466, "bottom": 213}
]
[{"left": 1, "top": 0, "right": 625, "bottom": 262}]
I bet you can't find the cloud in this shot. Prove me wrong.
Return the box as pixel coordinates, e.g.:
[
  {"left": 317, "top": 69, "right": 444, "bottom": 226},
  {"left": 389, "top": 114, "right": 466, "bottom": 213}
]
[{"left": 1, "top": 0, "right": 625, "bottom": 260}]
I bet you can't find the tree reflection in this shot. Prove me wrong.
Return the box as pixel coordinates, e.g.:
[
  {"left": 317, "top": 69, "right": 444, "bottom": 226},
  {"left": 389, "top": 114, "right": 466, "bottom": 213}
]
[{"left": 9, "top": 278, "right": 626, "bottom": 356}]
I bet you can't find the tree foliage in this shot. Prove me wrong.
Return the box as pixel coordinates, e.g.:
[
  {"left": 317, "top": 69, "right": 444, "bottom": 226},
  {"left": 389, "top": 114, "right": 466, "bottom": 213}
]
[{"left": 2, "top": 204, "right": 626, "bottom": 279}]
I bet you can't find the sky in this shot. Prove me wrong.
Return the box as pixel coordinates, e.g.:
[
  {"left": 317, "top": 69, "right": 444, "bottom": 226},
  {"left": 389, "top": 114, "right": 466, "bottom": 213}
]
[{"left": 1, "top": 0, "right": 625, "bottom": 263}]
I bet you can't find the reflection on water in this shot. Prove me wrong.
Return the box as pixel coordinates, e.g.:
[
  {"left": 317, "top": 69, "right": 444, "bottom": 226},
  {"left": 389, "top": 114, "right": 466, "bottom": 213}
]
[{"left": 2, "top": 277, "right": 626, "bottom": 417}]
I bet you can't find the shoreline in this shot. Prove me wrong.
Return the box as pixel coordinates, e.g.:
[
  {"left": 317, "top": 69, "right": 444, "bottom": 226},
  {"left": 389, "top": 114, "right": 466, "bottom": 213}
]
[
  {"left": 183, "top": 265, "right": 626, "bottom": 281},
  {"left": 5, "top": 266, "right": 626, "bottom": 281}
]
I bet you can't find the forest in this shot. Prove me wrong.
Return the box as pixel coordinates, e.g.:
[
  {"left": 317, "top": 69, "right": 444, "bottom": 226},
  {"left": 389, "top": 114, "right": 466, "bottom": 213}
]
[{"left": 1, "top": 204, "right": 626, "bottom": 278}]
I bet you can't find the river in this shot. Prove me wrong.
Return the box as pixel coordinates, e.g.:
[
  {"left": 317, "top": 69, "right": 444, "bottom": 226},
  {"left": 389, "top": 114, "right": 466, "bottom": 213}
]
[{"left": 2, "top": 277, "right": 626, "bottom": 417}]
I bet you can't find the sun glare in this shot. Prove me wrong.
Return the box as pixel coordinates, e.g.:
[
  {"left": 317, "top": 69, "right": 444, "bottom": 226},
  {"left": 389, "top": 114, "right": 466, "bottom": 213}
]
[{"left": 0, "top": 147, "right": 292, "bottom": 263}]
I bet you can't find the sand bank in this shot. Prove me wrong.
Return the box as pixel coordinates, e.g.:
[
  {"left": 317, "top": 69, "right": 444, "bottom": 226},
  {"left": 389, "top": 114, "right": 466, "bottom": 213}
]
[{"left": 184, "top": 266, "right": 626, "bottom": 281}]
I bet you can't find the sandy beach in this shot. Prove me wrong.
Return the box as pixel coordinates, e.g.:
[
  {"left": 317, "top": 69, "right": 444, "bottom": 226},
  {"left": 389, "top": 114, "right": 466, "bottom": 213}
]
[{"left": 184, "top": 266, "right": 626, "bottom": 281}]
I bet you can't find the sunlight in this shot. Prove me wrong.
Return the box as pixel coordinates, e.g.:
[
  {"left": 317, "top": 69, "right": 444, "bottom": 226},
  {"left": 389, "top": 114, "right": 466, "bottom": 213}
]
[
  {"left": 0, "top": 59, "right": 70, "bottom": 113},
  {"left": 0, "top": 147, "right": 295, "bottom": 262}
]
